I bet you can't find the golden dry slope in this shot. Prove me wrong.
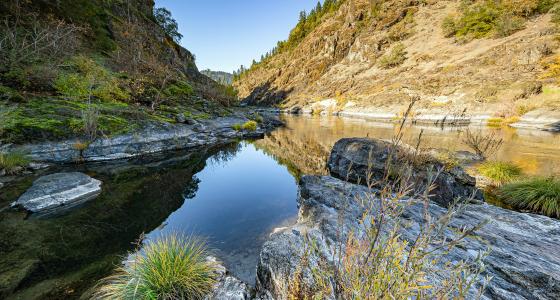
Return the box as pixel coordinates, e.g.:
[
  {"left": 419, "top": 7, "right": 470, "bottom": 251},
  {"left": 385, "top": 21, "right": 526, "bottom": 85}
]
[{"left": 234, "top": 0, "right": 560, "bottom": 120}]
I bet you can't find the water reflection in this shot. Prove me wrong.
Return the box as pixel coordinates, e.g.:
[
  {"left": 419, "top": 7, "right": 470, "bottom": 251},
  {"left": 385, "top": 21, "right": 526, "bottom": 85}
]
[
  {"left": 146, "top": 142, "right": 298, "bottom": 283},
  {"left": 254, "top": 115, "right": 560, "bottom": 177}
]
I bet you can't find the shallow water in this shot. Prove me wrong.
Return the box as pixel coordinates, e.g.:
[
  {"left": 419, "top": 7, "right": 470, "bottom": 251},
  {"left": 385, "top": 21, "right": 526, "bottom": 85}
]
[{"left": 0, "top": 115, "right": 558, "bottom": 299}]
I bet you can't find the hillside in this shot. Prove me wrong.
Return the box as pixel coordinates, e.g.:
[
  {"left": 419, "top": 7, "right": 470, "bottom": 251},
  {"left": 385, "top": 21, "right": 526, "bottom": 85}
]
[
  {"left": 0, "top": 0, "right": 236, "bottom": 144},
  {"left": 234, "top": 0, "right": 560, "bottom": 122},
  {"left": 201, "top": 69, "right": 234, "bottom": 85}
]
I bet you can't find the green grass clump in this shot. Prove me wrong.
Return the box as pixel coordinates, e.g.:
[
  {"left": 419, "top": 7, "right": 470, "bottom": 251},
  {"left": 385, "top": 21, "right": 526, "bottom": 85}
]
[
  {"left": 0, "top": 152, "right": 30, "bottom": 174},
  {"left": 500, "top": 177, "right": 560, "bottom": 218},
  {"left": 241, "top": 120, "right": 258, "bottom": 131},
  {"left": 477, "top": 161, "right": 522, "bottom": 184},
  {"left": 232, "top": 123, "right": 242, "bottom": 131},
  {"left": 95, "top": 234, "right": 217, "bottom": 300}
]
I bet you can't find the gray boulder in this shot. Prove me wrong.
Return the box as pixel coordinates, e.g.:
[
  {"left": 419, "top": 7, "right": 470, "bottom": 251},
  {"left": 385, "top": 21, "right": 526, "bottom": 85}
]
[
  {"left": 256, "top": 175, "right": 560, "bottom": 300},
  {"left": 11, "top": 172, "right": 102, "bottom": 214},
  {"left": 327, "top": 137, "right": 483, "bottom": 207}
]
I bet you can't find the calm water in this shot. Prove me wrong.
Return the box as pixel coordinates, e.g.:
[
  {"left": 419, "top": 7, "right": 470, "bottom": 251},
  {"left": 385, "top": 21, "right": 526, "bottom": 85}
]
[
  {"left": 146, "top": 143, "right": 298, "bottom": 283},
  {"left": 0, "top": 115, "right": 559, "bottom": 299}
]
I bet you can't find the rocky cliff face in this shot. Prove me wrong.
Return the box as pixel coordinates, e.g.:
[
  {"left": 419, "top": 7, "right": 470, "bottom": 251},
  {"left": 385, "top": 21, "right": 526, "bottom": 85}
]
[{"left": 234, "top": 0, "right": 560, "bottom": 119}]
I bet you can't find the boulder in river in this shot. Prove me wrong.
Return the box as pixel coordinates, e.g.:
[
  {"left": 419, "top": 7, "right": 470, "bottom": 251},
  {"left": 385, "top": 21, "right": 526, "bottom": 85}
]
[
  {"left": 256, "top": 175, "right": 560, "bottom": 300},
  {"left": 11, "top": 172, "right": 102, "bottom": 214},
  {"left": 327, "top": 137, "right": 483, "bottom": 207}
]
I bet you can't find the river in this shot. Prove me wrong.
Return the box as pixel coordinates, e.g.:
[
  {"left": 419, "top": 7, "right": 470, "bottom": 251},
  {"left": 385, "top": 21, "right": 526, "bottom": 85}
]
[{"left": 0, "top": 115, "right": 558, "bottom": 299}]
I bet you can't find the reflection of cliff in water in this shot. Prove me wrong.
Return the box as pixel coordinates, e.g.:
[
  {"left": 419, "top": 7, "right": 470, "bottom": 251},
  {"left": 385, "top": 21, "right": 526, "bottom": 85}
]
[
  {"left": 258, "top": 115, "right": 560, "bottom": 177},
  {"left": 0, "top": 144, "right": 238, "bottom": 299},
  {"left": 254, "top": 128, "right": 330, "bottom": 180}
]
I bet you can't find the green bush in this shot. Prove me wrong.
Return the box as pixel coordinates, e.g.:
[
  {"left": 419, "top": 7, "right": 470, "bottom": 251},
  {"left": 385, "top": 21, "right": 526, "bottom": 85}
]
[
  {"left": 95, "top": 234, "right": 217, "bottom": 299},
  {"left": 500, "top": 177, "right": 560, "bottom": 218},
  {"left": 477, "top": 161, "right": 522, "bottom": 184},
  {"left": 379, "top": 43, "right": 407, "bottom": 69},
  {"left": 241, "top": 120, "right": 258, "bottom": 131},
  {"left": 455, "top": 2, "right": 501, "bottom": 39},
  {"left": 54, "top": 56, "right": 129, "bottom": 102},
  {"left": 164, "top": 80, "right": 194, "bottom": 98},
  {"left": 0, "top": 151, "right": 30, "bottom": 174}
]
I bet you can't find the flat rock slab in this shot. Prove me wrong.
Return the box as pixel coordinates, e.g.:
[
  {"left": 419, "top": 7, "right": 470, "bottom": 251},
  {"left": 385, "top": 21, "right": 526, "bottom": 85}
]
[
  {"left": 12, "top": 172, "right": 102, "bottom": 214},
  {"left": 257, "top": 175, "right": 560, "bottom": 300}
]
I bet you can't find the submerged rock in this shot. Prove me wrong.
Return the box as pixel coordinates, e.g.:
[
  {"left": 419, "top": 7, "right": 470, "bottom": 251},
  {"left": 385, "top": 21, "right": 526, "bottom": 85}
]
[
  {"left": 327, "top": 137, "right": 483, "bottom": 207},
  {"left": 11, "top": 172, "right": 102, "bottom": 214},
  {"left": 256, "top": 175, "right": 560, "bottom": 300},
  {"left": 206, "top": 256, "right": 251, "bottom": 300}
]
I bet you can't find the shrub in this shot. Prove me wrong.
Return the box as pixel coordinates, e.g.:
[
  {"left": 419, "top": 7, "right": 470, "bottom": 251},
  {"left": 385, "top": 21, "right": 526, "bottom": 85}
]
[
  {"left": 0, "top": 151, "right": 30, "bottom": 174},
  {"left": 54, "top": 56, "right": 129, "bottom": 102},
  {"left": 232, "top": 123, "right": 242, "bottom": 131},
  {"left": 494, "top": 13, "right": 525, "bottom": 37},
  {"left": 164, "top": 80, "right": 194, "bottom": 98},
  {"left": 477, "top": 161, "right": 523, "bottom": 184},
  {"left": 241, "top": 120, "right": 258, "bottom": 131},
  {"left": 462, "top": 128, "right": 504, "bottom": 159},
  {"left": 95, "top": 234, "right": 217, "bottom": 300},
  {"left": 500, "top": 177, "right": 560, "bottom": 217},
  {"left": 378, "top": 43, "right": 407, "bottom": 69}
]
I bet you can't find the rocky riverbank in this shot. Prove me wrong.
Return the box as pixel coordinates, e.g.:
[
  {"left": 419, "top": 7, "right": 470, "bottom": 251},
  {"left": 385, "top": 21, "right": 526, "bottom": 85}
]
[
  {"left": 1, "top": 111, "right": 282, "bottom": 164},
  {"left": 252, "top": 137, "right": 560, "bottom": 300}
]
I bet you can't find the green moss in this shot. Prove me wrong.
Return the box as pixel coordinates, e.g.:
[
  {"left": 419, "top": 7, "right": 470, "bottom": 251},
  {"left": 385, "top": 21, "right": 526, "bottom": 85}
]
[{"left": 499, "top": 177, "right": 560, "bottom": 218}]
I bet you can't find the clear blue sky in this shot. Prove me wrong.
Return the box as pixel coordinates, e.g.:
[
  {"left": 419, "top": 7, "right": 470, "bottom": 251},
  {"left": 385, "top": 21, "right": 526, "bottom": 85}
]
[{"left": 155, "top": 0, "right": 320, "bottom": 73}]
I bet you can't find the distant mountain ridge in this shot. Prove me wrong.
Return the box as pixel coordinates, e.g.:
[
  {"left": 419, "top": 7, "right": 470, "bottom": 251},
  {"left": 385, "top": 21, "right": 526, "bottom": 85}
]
[{"left": 201, "top": 69, "right": 233, "bottom": 85}]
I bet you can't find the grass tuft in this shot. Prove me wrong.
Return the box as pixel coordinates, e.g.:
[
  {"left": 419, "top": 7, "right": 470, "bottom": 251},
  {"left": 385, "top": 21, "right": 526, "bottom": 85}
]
[
  {"left": 477, "top": 161, "right": 522, "bottom": 184},
  {"left": 95, "top": 233, "right": 217, "bottom": 300},
  {"left": 241, "top": 120, "right": 258, "bottom": 131},
  {"left": 500, "top": 177, "right": 560, "bottom": 218},
  {"left": 0, "top": 152, "right": 30, "bottom": 175}
]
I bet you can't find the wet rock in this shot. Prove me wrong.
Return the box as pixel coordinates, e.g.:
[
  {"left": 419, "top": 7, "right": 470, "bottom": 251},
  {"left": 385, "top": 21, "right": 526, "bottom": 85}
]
[
  {"left": 256, "top": 175, "right": 560, "bottom": 300},
  {"left": 206, "top": 257, "right": 251, "bottom": 300},
  {"left": 11, "top": 172, "right": 102, "bottom": 214},
  {"left": 327, "top": 138, "right": 483, "bottom": 207}
]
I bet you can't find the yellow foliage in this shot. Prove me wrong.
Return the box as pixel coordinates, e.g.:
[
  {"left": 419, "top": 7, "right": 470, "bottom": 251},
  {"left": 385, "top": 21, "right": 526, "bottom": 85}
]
[{"left": 543, "top": 55, "right": 560, "bottom": 84}]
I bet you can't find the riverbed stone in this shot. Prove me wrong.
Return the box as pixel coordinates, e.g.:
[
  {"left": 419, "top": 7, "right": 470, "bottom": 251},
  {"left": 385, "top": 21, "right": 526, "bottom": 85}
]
[
  {"left": 256, "top": 175, "right": 560, "bottom": 300},
  {"left": 11, "top": 172, "right": 102, "bottom": 214},
  {"left": 327, "top": 137, "right": 483, "bottom": 207}
]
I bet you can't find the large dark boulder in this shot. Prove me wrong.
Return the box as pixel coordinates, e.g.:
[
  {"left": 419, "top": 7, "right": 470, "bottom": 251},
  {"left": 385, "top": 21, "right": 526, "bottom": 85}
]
[{"left": 327, "top": 138, "right": 482, "bottom": 207}]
